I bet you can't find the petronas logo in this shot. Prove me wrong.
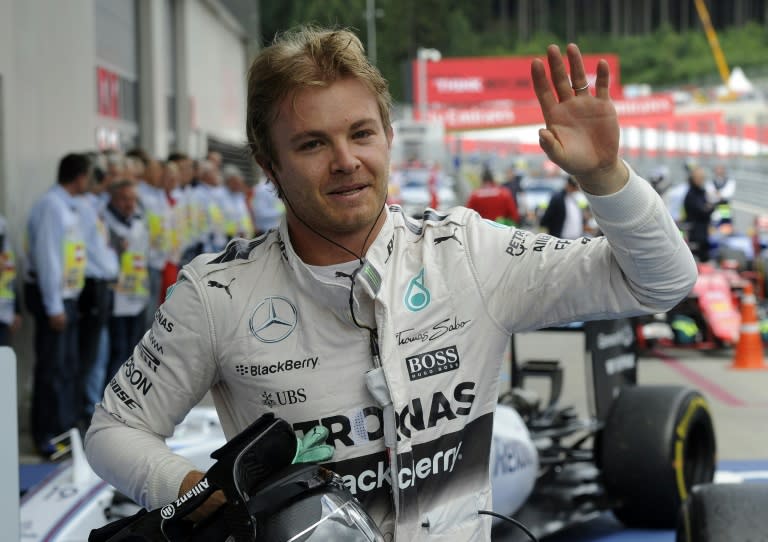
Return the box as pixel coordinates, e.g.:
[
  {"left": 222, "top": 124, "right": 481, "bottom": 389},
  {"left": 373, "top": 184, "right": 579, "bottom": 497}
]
[{"left": 404, "top": 268, "right": 430, "bottom": 312}]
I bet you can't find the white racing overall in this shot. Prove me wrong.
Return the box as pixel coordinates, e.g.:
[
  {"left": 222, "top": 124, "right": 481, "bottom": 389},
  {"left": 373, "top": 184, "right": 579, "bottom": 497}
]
[{"left": 87, "top": 165, "right": 697, "bottom": 541}]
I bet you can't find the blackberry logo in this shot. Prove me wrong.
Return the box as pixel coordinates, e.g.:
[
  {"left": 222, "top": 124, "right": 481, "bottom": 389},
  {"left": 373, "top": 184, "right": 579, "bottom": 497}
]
[
  {"left": 233, "top": 357, "right": 319, "bottom": 377},
  {"left": 342, "top": 441, "right": 464, "bottom": 495},
  {"left": 405, "top": 345, "right": 460, "bottom": 381}
]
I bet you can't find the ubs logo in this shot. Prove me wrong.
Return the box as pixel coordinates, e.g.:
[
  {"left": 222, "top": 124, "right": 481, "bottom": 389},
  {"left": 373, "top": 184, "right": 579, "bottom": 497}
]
[
  {"left": 249, "top": 296, "right": 298, "bottom": 343},
  {"left": 262, "top": 388, "right": 307, "bottom": 407}
]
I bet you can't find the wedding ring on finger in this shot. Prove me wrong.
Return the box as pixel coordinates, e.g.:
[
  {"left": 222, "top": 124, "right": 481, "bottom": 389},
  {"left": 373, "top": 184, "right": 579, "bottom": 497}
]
[{"left": 572, "top": 82, "right": 590, "bottom": 92}]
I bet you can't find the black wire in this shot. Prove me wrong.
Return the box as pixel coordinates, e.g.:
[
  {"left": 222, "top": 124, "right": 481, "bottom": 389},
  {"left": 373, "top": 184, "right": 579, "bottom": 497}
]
[
  {"left": 277, "top": 180, "right": 384, "bottom": 266},
  {"left": 478, "top": 510, "right": 539, "bottom": 542},
  {"left": 335, "top": 266, "right": 376, "bottom": 334},
  {"left": 336, "top": 266, "right": 381, "bottom": 365},
  {"left": 276, "top": 179, "right": 384, "bottom": 351}
]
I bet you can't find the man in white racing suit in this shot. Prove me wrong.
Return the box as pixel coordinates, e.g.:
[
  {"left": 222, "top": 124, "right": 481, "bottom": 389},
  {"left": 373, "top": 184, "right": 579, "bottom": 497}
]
[{"left": 85, "top": 28, "right": 697, "bottom": 541}]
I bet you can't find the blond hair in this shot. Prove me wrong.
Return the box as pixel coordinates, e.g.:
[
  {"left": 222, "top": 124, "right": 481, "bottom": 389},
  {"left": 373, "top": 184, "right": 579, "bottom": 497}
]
[{"left": 246, "top": 25, "right": 392, "bottom": 169}]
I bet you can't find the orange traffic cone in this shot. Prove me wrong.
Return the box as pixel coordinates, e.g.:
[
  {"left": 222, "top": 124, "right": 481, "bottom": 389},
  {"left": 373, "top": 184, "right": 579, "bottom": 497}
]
[{"left": 731, "top": 281, "right": 767, "bottom": 370}]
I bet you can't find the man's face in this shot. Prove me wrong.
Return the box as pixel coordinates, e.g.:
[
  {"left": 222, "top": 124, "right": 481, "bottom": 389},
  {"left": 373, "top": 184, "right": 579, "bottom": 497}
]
[
  {"left": 74, "top": 172, "right": 91, "bottom": 195},
  {"left": 201, "top": 168, "right": 220, "bottom": 186},
  {"left": 178, "top": 159, "right": 194, "bottom": 185},
  {"left": 145, "top": 160, "right": 162, "bottom": 187},
  {"left": 267, "top": 77, "right": 393, "bottom": 240},
  {"left": 112, "top": 186, "right": 138, "bottom": 218},
  {"left": 692, "top": 168, "right": 706, "bottom": 187},
  {"left": 162, "top": 166, "right": 179, "bottom": 192},
  {"left": 226, "top": 175, "right": 245, "bottom": 193},
  {"left": 208, "top": 152, "right": 222, "bottom": 171}
]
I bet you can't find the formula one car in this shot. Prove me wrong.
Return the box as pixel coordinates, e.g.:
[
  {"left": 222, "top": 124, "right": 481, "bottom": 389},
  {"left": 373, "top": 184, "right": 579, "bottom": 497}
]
[
  {"left": 490, "top": 319, "right": 717, "bottom": 541},
  {"left": 19, "top": 408, "right": 227, "bottom": 541},
  {"left": 21, "top": 319, "right": 717, "bottom": 542},
  {"left": 635, "top": 262, "right": 744, "bottom": 351}
]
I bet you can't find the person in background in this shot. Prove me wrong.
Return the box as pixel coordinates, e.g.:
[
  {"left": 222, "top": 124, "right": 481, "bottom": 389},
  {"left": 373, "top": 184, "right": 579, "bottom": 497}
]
[
  {"left": 102, "top": 179, "right": 150, "bottom": 384},
  {"left": 662, "top": 163, "right": 690, "bottom": 225},
  {"left": 207, "top": 150, "right": 223, "bottom": 175},
  {"left": 128, "top": 149, "right": 171, "bottom": 328},
  {"left": 466, "top": 167, "right": 520, "bottom": 225},
  {"left": 123, "top": 155, "right": 141, "bottom": 183},
  {"left": 221, "top": 164, "right": 255, "bottom": 240},
  {"left": 0, "top": 214, "right": 22, "bottom": 347},
  {"left": 75, "top": 164, "right": 119, "bottom": 432},
  {"left": 170, "top": 153, "right": 204, "bottom": 267},
  {"left": 103, "top": 151, "right": 125, "bottom": 194},
  {"left": 250, "top": 173, "right": 284, "bottom": 235},
  {"left": 707, "top": 163, "right": 736, "bottom": 227},
  {"left": 540, "top": 175, "right": 585, "bottom": 239},
  {"left": 25, "top": 152, "right": 90, "bottom": 459},
  {"left": 158, "top": 161, "right": 181, "bottom": 305},
  {"left": 501, "top": 160, "right": 526, "bottom": 209},
  {"left": 648, "top": 165, "right": 671, "bottom": 197},
  {"left": 683, "top": 166, "right": 714, "bottom": 263},
  {"left": 85, "top": 30, "right": 697, "bottom": 540},
  {"left": 198, "top": 160, "right": 228, "bottom": 253},
  {"left": 708, "top": 163, "right": 736, "bottom": 204}
]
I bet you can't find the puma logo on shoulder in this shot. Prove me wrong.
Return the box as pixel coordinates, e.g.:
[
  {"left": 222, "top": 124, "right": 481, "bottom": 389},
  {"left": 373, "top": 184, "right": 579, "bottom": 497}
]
[{"left": 207, "top": 278, "right": 235, "bottom": 299}]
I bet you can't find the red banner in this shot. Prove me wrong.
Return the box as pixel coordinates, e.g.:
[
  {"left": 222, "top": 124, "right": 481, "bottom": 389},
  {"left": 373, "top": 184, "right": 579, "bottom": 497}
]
[
  {"left": 428, "top": 95, "right": 676, "bottom": 131},
  {"left": 97, "top": 67, "right": 120, "bottom": 118},
  {"left": 426, "top": 103, "right": 542, "bottom": 130},
  {"left": 413, "top": 53, "right": 622, "bottom": 107}
]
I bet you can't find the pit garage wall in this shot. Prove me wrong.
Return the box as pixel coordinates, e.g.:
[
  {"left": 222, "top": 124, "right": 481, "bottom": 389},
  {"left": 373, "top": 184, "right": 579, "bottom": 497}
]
[
  {"left": 184, "top": 0, "right": 248, "bottom": 154},
  {"left": 0, "top": 1, "right": 97, "bottom": 245},
  {"left": 139, "top": 0, "right": 248, "bottom": 162},
  {"left": 0, "top": 0, "right": 247, "bottom": 246}
]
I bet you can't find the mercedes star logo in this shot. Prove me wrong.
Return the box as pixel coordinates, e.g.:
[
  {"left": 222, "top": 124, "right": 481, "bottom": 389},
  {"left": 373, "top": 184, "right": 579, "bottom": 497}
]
[{"left": 249, "top": 296, "right": 298, "bottom": 343}]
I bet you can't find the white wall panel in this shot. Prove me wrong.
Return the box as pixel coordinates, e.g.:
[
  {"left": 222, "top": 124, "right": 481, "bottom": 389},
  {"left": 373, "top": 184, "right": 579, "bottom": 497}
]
[
  {"left": 186, "top": 0, "right": 247, "bottom": 145},
  {"left": 1, "top": 0, "right": 96, "bottom": 256}
]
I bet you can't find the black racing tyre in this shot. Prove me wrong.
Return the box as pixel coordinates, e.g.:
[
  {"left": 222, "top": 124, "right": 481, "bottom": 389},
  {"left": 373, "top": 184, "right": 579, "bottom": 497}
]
[
  {"left": 599, "top": 386, "right": 716, "bottom": 528},
  {"left": 677, "top": 483, "right": 768, "bottom": 542}
]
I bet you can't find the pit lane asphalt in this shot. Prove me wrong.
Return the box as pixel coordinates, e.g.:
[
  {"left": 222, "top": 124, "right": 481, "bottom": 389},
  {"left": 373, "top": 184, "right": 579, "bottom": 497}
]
[{"left": 492, "top": 330, "right": 768, "bottom": 541}]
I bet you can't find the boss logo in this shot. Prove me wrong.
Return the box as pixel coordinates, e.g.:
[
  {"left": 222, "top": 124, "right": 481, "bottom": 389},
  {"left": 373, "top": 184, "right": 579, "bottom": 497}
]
[{"left": 405, "top": 345, "right": 460, "bottom": 381}]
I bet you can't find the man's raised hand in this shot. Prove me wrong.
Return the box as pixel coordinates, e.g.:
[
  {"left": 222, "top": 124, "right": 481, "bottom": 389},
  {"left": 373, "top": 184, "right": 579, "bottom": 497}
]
[{"left": 531, "top": 43, "right": 628, "bottom": 195}]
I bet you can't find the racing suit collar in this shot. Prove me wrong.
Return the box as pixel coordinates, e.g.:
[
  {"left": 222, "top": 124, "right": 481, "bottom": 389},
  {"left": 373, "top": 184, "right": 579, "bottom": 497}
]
[{"left": 276, "top": 212, "right": 393, "bottom": 326}]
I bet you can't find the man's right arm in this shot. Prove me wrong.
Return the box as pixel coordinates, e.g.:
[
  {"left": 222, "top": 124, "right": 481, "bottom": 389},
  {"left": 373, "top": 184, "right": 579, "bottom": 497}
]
[
  {"left": 85, "top": 268, "right": 218, "bottom": 510},
  {"left": 33, "top": 201, "right": 66, "bottom": 317}
]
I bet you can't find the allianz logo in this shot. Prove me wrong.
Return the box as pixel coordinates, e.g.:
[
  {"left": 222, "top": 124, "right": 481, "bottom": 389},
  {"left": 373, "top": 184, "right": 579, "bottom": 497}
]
[{"left": 341, "top": 441, "right": 463, "bottom": 496}]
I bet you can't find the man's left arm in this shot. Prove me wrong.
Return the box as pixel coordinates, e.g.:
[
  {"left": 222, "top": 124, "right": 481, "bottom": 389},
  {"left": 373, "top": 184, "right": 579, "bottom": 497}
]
[
  {"left": 584, "top": 163, "right": 697, "bottom": 309},
  {"left": 532, "top": 42, "right": 696, "bottom": 293},
  {"left": 470, "top": 43, "right": 696, "bottom": 331}
]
